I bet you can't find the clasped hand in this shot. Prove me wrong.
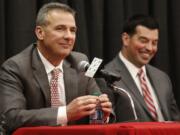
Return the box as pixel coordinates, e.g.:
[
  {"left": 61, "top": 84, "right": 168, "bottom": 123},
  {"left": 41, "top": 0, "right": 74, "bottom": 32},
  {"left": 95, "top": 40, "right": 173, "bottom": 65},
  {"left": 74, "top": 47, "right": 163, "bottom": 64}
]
[{"left": 66, "top": 94, "right": 112, "bottom": 122}]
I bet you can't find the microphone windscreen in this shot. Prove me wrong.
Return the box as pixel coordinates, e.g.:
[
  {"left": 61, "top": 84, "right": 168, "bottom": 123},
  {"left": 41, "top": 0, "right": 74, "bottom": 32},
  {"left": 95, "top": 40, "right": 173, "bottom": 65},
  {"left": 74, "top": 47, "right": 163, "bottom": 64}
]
[{"left": 77, "top": 61, "right": 89, "bottom": 72}]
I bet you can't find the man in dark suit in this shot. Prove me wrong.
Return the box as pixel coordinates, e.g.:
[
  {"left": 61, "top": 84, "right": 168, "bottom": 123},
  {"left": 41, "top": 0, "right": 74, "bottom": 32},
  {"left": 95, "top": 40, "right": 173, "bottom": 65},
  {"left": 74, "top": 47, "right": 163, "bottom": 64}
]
[
  {"left": 0, "top": 2, "right": 112, "bottom": 133},
  {"left": 98, "top": 14, "right": 180, "bottom": 122}
]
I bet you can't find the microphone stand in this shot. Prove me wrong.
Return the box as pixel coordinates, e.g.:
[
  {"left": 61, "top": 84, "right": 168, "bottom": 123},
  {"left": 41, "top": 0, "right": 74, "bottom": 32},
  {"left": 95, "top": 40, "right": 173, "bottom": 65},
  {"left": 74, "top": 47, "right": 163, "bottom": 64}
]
[
  {"left": 108, "top": 83, "right": 138, "bottom": 121},
  {"left": 0, "top": 114, "right": 6, "bottom": 135}
]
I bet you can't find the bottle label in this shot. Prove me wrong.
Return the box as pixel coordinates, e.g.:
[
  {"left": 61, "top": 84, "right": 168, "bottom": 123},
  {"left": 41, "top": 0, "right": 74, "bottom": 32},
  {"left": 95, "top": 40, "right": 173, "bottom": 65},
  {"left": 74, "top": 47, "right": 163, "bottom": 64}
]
[
  {"left": 91, "top": 110, "right": 103, "bottom": 120},
  {"left": 89, "top": 107, "right": 104, "bottom": 124}
]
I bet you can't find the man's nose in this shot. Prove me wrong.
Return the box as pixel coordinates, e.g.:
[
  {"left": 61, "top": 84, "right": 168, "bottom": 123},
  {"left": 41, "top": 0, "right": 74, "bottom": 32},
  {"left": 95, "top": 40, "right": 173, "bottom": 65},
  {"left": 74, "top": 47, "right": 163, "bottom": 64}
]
[
  {"left": 64, "top": 30, "right": 74, "bottom": 38},
  {"left": 146, "top": 42, "right": 153, "bottom": 51}
]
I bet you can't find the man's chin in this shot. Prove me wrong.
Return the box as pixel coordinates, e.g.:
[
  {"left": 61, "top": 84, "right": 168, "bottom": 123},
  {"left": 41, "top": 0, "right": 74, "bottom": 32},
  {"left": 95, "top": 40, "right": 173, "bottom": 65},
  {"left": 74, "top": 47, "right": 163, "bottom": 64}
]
[
  {"left": 138, "top": 58, "right": 150, "bottom": 66},
  {"left": 60, "top": 50, "right": 71, "bottom": 58},
  {"left": 141, "top": 60, "right": 150, "bottom": 65}
]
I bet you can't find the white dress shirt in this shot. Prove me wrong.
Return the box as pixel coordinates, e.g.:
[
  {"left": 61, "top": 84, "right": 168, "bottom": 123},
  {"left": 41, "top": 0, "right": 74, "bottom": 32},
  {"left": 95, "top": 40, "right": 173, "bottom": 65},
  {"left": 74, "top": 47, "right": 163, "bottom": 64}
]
[
  {"left": 38, "top": 49, "right": 68, "bottom": 125},
  {"left": 119, "top": 52, "right": 164, "bottom": 121}
]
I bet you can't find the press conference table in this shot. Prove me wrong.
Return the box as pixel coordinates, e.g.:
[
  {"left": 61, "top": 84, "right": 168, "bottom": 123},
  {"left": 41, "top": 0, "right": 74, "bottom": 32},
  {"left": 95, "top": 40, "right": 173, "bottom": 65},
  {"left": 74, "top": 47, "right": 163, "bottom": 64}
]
[{"left": 13, "top": 122, "right": 180, "bottom": 135}]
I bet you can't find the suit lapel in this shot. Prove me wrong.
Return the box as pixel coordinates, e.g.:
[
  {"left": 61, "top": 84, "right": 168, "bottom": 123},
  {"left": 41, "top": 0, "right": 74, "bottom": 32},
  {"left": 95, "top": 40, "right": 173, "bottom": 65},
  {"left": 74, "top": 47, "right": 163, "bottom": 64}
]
[
  {"left": 31, "top": 47, "right": 79, "bottom": 106},
  {"left": 111, "top": 56, "right": 152, "bottom": 116},
  {"left": 146, "top": 66, "right": 168, "bottom": 120},
  {"left": 63, "top": 61, "right": 78, "bottom": 104},
  {"left": 31, "top": 46, "right": 51, "bottom": 106}
]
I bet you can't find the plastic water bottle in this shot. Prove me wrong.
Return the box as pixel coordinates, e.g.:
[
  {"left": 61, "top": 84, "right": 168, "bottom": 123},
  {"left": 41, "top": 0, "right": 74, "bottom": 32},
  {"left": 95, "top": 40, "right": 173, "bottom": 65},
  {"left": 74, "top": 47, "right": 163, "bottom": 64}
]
[{"left": 89, "top": 92, "right": 104, "bottom": 124}]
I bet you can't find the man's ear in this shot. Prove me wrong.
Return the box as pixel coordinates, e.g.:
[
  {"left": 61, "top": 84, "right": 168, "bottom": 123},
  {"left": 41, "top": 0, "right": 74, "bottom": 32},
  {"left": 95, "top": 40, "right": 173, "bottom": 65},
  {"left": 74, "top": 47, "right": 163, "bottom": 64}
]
[
  {"left": 35, "top": 26, "right": 44, "bottom": 40},
  {"left": 122, "top": 32, "right": 130, "bottom": 47}
]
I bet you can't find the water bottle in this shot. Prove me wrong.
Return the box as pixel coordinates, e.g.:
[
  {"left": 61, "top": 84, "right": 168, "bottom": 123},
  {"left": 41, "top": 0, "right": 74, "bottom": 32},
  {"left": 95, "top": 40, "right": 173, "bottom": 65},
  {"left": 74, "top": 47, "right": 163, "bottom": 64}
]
[{"left": 89, "top": 92, "right": 104, "bottom": 124}]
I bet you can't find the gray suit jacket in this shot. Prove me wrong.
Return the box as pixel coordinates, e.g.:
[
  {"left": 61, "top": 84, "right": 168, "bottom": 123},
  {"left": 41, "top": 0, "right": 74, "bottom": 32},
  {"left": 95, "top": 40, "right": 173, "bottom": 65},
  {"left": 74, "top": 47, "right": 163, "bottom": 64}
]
[
  {"left": 0, "top": 44, "right": 100, "bottom": 132},
  {"left": 98, "top": 55, "right": 180, "bottom": 122}
]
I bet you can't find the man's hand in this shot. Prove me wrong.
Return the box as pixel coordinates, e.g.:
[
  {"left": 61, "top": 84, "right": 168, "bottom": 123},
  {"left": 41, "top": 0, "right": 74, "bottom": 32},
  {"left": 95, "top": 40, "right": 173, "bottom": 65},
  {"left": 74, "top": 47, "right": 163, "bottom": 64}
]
[
  {"left": 66, "top": 95, "right": 98, "bottom": 121},
  {"left": 99, "top": 94, "right": 112, "bottom": 121}
]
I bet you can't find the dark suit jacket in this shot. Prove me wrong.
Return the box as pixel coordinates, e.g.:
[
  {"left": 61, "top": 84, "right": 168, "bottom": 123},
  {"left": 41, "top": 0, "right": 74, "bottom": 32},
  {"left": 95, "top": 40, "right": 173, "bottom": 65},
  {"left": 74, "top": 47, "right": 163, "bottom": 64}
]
[
  {"left": 98, "top": 55, "right": 180, "bottom": 122},
  {"left": 0, "top": 44, "right": 101, "bottom": 132}
]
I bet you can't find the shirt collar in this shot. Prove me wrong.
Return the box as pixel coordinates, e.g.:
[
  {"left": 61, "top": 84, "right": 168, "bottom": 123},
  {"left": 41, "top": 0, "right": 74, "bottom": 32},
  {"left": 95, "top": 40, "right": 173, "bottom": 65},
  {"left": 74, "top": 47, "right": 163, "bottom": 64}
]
[
  {"left": 37, "top": 49, "right": 64, "bottom": 74},
  {"left": 119, "top": 51, "right": 146, "bottom": 78}
]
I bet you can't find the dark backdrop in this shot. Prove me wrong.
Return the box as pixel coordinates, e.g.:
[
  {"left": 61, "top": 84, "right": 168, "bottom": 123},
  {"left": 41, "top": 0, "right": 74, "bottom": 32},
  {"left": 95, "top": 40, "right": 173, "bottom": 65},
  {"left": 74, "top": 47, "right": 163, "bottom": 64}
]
[{"left": 0, "top": 0, "right": 180, "bottom": 108}]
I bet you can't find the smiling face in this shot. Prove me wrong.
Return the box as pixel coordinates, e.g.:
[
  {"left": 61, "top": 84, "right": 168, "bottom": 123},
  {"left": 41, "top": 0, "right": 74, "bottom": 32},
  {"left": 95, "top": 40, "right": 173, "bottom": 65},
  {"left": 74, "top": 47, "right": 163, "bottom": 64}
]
[
  {"left": 35, "top": 9, "right": 77, "bottom": 65},
  {"left": 121, "top": 25, "right": 158, "bottom": 68}
]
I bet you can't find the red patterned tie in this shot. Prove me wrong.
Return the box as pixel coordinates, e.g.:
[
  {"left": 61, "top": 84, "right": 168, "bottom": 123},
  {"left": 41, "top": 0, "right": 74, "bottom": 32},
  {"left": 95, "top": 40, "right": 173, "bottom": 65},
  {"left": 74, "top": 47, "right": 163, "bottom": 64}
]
[
  {"left": 138, "top": 69, "right": 158, "bottom": 121},
  {"left": 50, "top": 68, "right": 61, "bottom": 107}
]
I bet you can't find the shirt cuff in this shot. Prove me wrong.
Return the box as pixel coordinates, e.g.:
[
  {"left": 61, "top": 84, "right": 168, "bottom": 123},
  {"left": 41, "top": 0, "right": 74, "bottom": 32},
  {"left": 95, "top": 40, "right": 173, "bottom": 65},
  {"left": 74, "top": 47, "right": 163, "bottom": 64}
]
[{"left": 57, "top": 106, "right": 68, "bottom": 125}]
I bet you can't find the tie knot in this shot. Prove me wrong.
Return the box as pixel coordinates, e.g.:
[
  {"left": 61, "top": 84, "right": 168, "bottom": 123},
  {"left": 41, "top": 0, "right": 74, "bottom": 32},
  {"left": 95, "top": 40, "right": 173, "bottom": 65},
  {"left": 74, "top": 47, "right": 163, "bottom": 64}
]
[
  {"left": 51, "top": 68, "right": 60, "bottom": 79},
  {"left": 138, "top": 68, "right": 144, "bottom": 78}
]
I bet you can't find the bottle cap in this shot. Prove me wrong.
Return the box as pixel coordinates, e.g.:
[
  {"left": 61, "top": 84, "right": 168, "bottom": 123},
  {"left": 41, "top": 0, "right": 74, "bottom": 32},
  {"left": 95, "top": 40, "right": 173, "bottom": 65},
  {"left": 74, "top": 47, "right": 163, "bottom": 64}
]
[{"left": 92, "top": 92, "right": 101, "bottom": 96}]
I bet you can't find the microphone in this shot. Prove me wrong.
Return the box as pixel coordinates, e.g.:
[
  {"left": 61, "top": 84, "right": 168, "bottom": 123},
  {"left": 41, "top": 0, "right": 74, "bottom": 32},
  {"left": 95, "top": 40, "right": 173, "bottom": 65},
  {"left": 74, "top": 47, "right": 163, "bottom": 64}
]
[{"left": 78, "top": 60, "right": 121, "bottom": 83}]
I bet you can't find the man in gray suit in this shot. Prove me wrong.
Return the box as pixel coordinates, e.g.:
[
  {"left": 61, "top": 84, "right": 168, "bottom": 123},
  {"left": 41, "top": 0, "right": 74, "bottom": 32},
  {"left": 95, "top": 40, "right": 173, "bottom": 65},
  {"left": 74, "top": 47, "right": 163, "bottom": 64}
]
[
  {"left": 0, "top": 2, "right": 112, "bottom": 133},
  {"left": 98, "top": 14, "right": 180, "bottom": 122}
]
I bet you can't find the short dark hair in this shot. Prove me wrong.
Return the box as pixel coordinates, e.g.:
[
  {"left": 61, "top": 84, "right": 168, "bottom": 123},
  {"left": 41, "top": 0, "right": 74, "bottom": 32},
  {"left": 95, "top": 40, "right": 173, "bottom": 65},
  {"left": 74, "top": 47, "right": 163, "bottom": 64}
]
[
  {"left": 36, "top": 2, "right": 76, "bottom": 26},
  {"left": 122, "top": 14, "right": 159, "bottom": 36}
]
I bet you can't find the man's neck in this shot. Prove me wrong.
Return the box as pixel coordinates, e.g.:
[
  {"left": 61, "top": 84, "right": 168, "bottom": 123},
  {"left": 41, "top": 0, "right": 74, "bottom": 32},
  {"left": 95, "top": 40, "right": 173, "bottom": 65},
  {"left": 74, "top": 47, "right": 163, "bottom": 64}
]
[{"left": 37, "top": 43, "right": 63, "bottom": 66}]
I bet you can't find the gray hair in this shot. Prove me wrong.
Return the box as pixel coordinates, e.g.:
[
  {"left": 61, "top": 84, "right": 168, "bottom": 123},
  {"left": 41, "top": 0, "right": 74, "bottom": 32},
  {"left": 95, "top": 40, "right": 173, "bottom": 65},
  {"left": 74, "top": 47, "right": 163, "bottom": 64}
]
[{"left": 36, "top": 2, "right": 76, "bottom": 26}]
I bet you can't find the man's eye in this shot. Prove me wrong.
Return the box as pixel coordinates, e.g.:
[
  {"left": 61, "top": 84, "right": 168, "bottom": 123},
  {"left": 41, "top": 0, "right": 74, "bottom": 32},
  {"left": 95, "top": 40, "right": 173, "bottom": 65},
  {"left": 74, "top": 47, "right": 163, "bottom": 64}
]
[
  {"left": 140, "top": 38, "right": 148, "bottom": 43},
  {"left": 71, "top": 28, "right": 77, "bottom": 33},
  {"left": 152, "top": 41, "right": 158, "bottom": 46},
  {"left": 56, "top": 27, "right": 64, "bottom": 31}
]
